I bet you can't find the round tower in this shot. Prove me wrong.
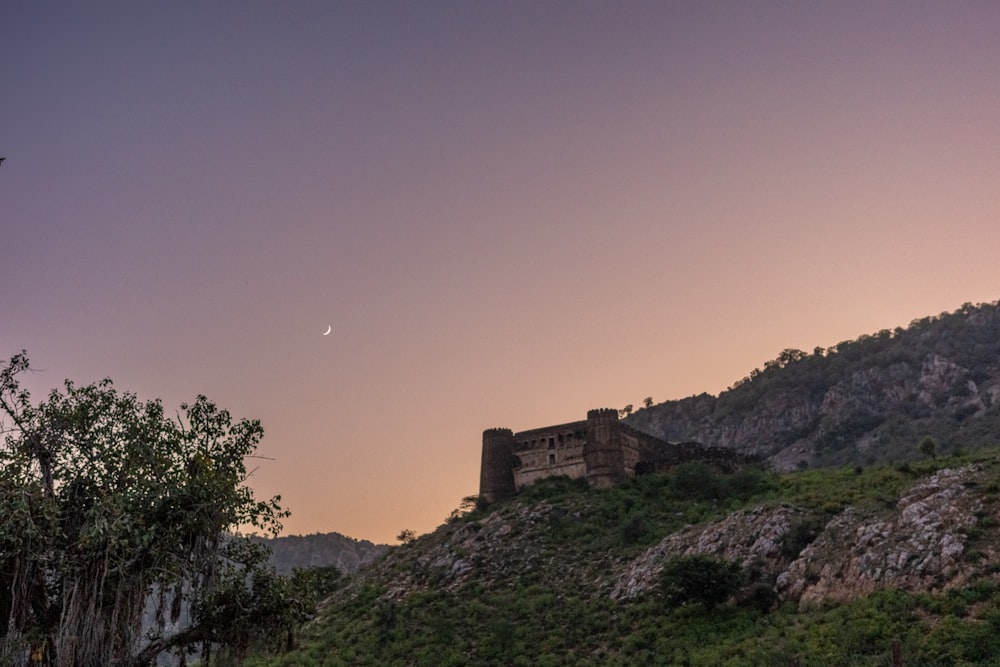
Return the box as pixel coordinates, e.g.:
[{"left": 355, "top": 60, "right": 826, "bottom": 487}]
[
  {"left": 584, "top": 408, "right": 626, "bottom": 488},
  {"left": 479, "top": 428, "right": 516, "bottom": 503}
]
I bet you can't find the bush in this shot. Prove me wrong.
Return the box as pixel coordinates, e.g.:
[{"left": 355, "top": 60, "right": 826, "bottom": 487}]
[
  {"left": 725, "top": 466, "right": 774, "bottom": 499},
  {"left": 620, "top": 515, "right": 649, "bottom": 545},
  {"left": 919, "top": 435, "right": 937, "bottom": 459},
  {"left": 781, "top": 516, "right": 825, "bottom": 560},
  {"left": 742, "top": 581, "right": 779, "bottom": 613},
  {"left": 672, "top": 462, "right": 722, "bottom": 500},
  {"left": 659, "top": 555, "right": 742, "bottom": 610}
]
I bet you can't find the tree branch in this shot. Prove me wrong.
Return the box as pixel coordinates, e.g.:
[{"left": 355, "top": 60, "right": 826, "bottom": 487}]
[{"left": 128, "top": 624, "right": 213, "bottom": 667}]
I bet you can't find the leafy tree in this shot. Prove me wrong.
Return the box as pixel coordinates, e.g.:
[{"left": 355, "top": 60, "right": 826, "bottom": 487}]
[
  {"left": 173, "top": 540, "right": 341, "bottom": 663},
  {"left": 919, "top": 435, "right": 938, "bottom": 459},
  {"left": 659, "top": 555, "right": 742, "bottom": 609},
  {"left": 643, "top": 396, "right": 653, "bottom": 409},
  {"left": 397, "top": 529, "right": 417, "bottom": 544},
  {"left": 0, "top": 352, "right": 289, "bottom": 667},
  {"left": 445, "top": 495, "right": 481, "bottom": 523}
]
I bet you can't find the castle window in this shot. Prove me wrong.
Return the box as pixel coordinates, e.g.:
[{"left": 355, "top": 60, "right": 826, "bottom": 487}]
[
  {"left": 548, "top": 452, "right": 556, "bottom": 466},
  {"left": 548, "top": 437, "right": 555, "bottom": 449},
  {"left": 558, "top": 434, "right": 564, "bottom": 444}
]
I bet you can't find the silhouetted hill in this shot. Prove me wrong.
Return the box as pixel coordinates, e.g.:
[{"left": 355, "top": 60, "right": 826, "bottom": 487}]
[
  {"left": 627, "top": 300, "right": 1000, "bottom": 470},
  {"left": 255, "top": 532, "right": 387, "bottom": 574}
]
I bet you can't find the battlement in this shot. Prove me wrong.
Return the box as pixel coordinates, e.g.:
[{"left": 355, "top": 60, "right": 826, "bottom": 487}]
[{"left": 479, "top": 408, "right": 747, "bottom": 501}]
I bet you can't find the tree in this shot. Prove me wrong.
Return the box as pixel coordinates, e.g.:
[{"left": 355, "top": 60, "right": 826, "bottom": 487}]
[
  {"left": 0, "top": 352, "right": 290, "bottom": 667},
  {"left": 659, "top": 555, "right": 741, "bottom": 610},
  {"left": 172, "top": 540, "right": 341, "bottom": 663},
  {"left": 643, "top": 396, "right": 653, "bottom": 409},
  {"left": 396, "top": 529, "right": 417, "bottom": 544},
  {"left": 919, "top": 435, "right": 937, "bottom": 459},
  {"left": 445, "top": 495, "right": 481, "bottom": 523}
]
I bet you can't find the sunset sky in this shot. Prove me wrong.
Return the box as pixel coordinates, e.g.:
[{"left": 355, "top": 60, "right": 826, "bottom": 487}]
[{"left": 3, "top": 2, "right": 999, "bottom": 544}]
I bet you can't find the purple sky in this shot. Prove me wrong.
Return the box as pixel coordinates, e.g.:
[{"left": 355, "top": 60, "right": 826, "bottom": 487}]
[{"left": 4, "top": 2, "right": 1000, "bottom": 543}]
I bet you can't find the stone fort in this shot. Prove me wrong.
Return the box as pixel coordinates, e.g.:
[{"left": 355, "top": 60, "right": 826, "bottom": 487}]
[{"left": 479, "top": 408, "right": 744, "bottom": 503}]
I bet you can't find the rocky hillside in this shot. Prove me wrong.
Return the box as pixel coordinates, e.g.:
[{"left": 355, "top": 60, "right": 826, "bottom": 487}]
[
  {"left": 256, "top": 532, "right": 387, "bottom": 574},
  {"left": 626, "top": 300, "right": 1000, "bottom": 470},
  {"left": 246, "top": 303, "right": 1000, "bottom": 665},
  {"left": 611, "top": 465, "right": 985, "bottom": 606},
  {"left": 254, "top": 452, "right": 1000, "bottom": 665},
  {"left": 359, "top": 462, "right": 993, "bottom": 609}
]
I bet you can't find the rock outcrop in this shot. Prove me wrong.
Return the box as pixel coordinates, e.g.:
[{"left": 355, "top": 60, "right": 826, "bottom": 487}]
[
  {"left": 612, "top": 466, "right": 987, "bottom": 606},
  {"left": 626, "top": 303, "right": 1000, "bottom": 470},
  {"left": 780, "top": 467, "right": 981, "bottom": 605}
]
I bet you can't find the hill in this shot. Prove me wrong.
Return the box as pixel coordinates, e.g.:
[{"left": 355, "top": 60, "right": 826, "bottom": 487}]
[
  {"left": 250, "top": 451, "right": 1000, "bottom": 665},
  {"left": 256, "top": 532, "right": 387, "bottom": 574},
  {"left": 242, "top": 300, "right": 1000, "bottom": 665},
  {"left": 627, "top": 300, "right": 1000, "bottom": 470}
]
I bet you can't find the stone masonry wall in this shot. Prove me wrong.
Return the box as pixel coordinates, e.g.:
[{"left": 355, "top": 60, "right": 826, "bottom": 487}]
[
  {"left": 481, "top": 409, "right": 751, "bottom": 501},
  {"left": 511, "top": 420, "right": 588, "bottom": 490}
]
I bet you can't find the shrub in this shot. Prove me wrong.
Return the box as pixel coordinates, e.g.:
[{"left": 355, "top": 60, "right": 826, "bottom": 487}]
[
  {"left": 672, "top": 462, "right": 722, "bottom": 500},
  {"left": 620, "top": 515, "right": 649, "bottom": 545},
  {"left": 919, "top": 435, "right": 938, "bottom": 459},
  {"left": 742, "top": 581, "right": 779, "bottom": 613},
  {"left": 659, "top": 555, "right": 742, "bottom": 610},
  {"left": 781, "top": 516, "right": 825, "bottom": 560}
]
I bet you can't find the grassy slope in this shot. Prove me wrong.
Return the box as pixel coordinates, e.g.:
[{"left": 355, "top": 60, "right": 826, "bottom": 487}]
[{"left": 250, "top": 451, "right": 1000, "bottom": 666}]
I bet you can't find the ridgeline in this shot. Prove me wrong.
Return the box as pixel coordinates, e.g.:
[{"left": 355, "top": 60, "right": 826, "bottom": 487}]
[{"left": 628, "top": 300, "right": 1000, "bottom": 470}]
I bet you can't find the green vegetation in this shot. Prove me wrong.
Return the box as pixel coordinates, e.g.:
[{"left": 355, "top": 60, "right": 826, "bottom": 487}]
[
  {"left": 0, "top": 352, "right": 319, "bottom": 667},
  {"left": 920, "top": 435, "right": 938, "bottom": 459},
  {"left": 252, "top": 570, "right": 1000, "bottom": 666},
  {"left": 249, "top": 448, "right": 1000, "bottom": 666},
  {"left": 659, "top": 555, "right": 742, "bottom": 609},
  {"left": 493, "top": 462, "right": 776, "bottom": 560}
]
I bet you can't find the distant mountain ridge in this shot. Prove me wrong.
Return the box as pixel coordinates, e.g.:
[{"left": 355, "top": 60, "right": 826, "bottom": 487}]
[
  {"left": 256, "top": 532, "right": 388, "bottom": 574},
  {"left": 626, "top": 300, "right": 1000, "bottom": 470}
]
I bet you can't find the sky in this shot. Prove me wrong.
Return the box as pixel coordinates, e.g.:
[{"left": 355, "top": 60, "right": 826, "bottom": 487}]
[{"left": 3, "top": 2, "right": 1000, "bottom": 544}]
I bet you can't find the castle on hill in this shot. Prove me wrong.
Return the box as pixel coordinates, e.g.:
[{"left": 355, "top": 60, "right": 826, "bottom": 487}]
[{"left": 479, "top": 408, "right": 744, "bottom": 503}]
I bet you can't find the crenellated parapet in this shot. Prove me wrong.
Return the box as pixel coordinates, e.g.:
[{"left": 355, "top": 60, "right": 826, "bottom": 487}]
[{"left": 583, "top": 408, "right": 627, "bottom": 488}]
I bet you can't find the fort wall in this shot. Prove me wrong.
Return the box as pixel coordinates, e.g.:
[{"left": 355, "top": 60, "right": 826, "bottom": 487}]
[
  {"left": 480, "top": 408, "right": 751, "bottom": 501},
  {"left": 511, "top": 420, "right": 588, "bottom": 490}
]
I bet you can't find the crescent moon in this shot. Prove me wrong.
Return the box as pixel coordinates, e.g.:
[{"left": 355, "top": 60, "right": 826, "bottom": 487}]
[{"left": 323, "top": 325, "right": 332, "bottom": 336}]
